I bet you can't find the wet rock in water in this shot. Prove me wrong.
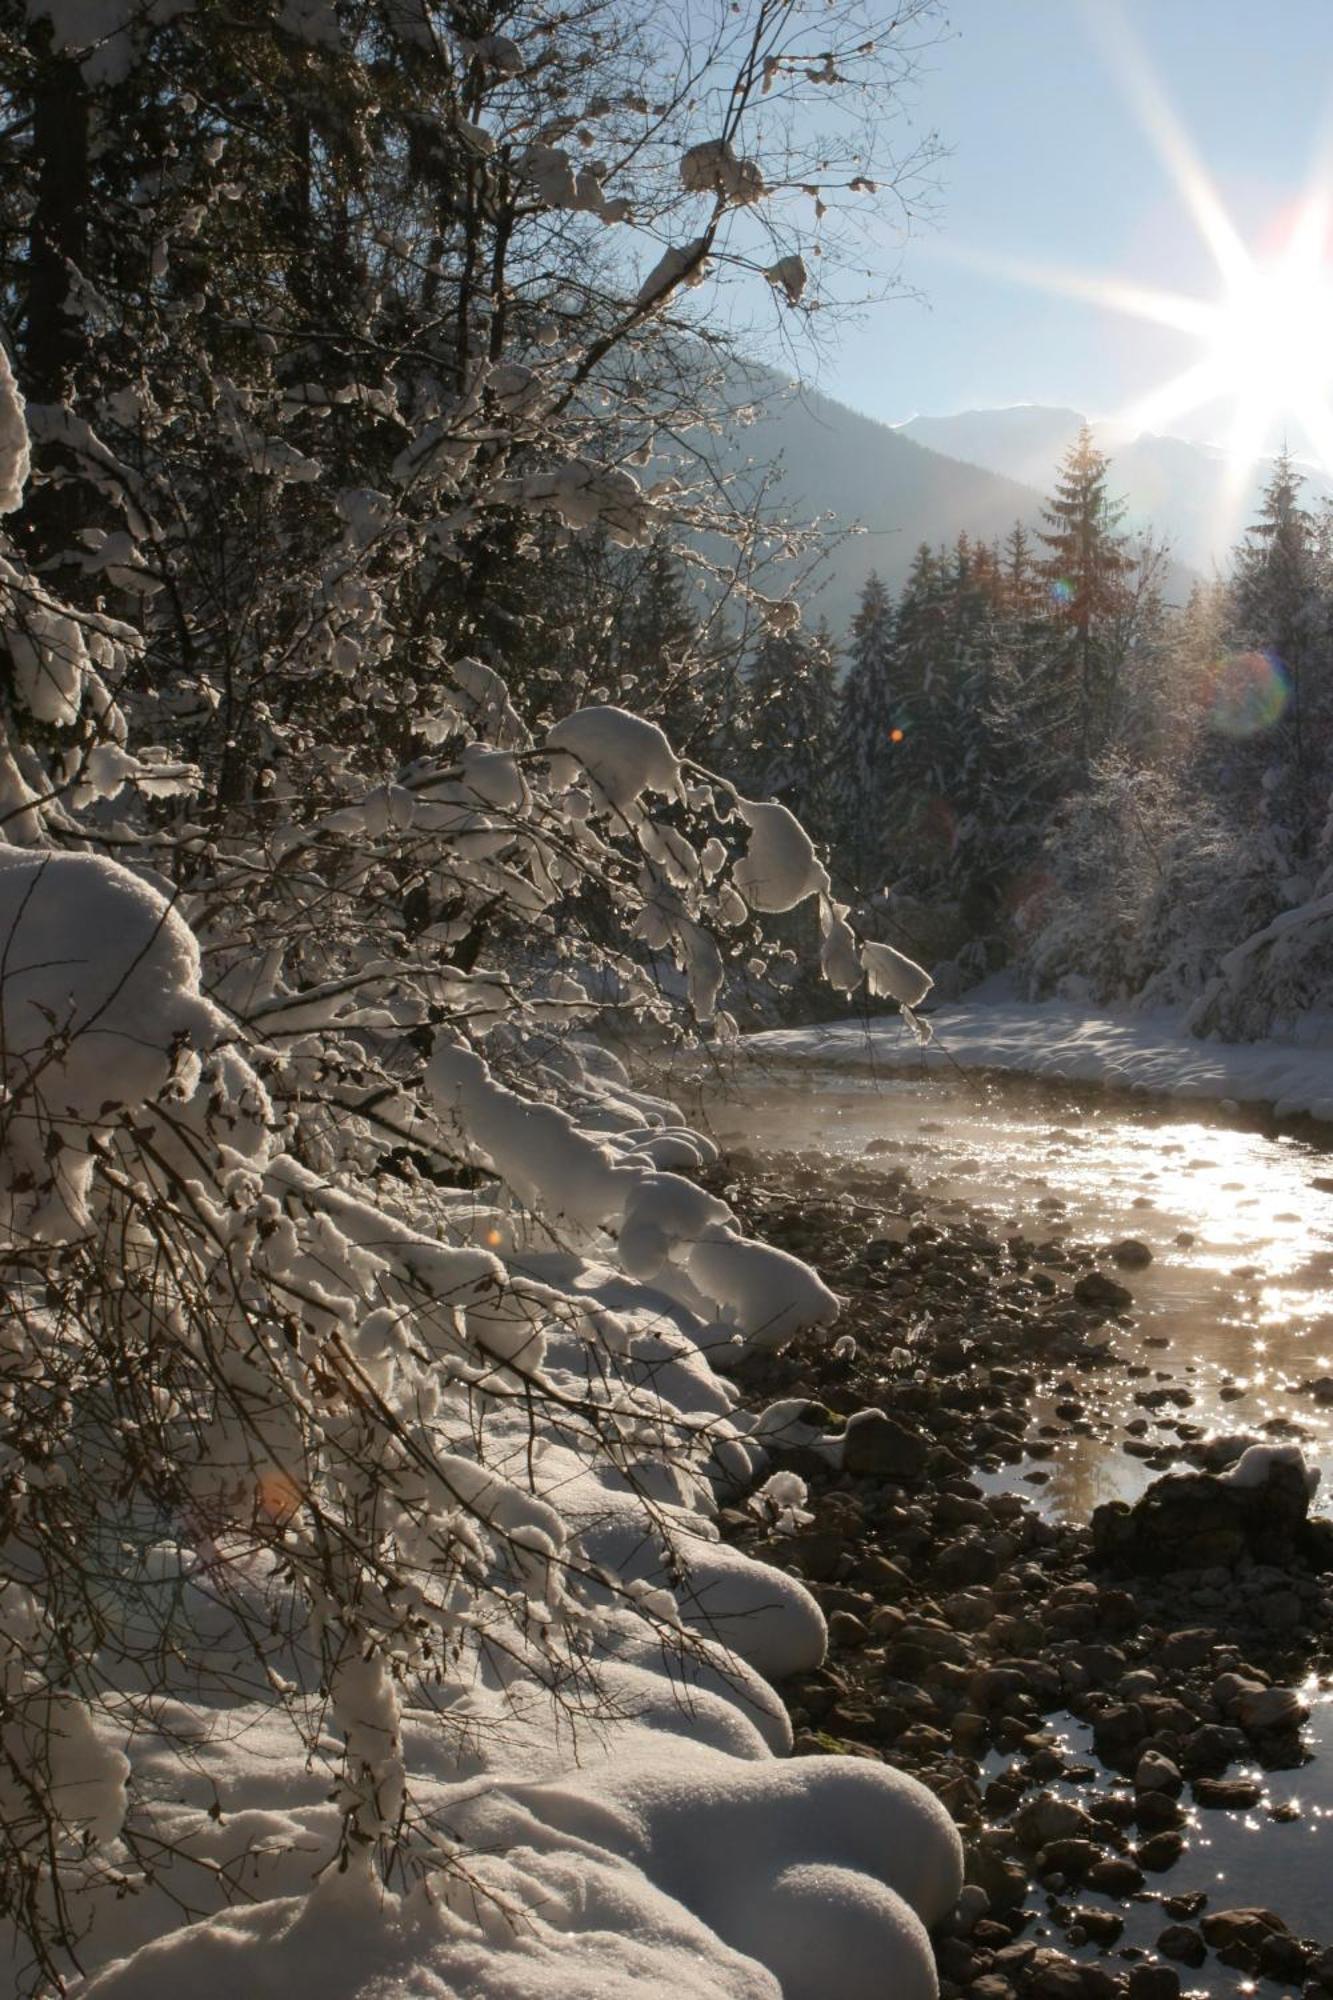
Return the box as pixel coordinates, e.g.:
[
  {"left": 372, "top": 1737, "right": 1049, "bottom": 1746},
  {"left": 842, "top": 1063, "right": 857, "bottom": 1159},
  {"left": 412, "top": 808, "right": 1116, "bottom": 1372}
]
[
  {"left": 1127, "top": 1967, "right": 1180, "bottom": 2000},
  {"left": 1091, "top": 1702, "right": 1149, "bottom": 1764},
  {"left": 1180, "top": 1722, "right": 1250, "bottom": 1777},
  {"left": 1134, "top": 1789, "right": 1183, "bottom": 1834},
  {"left": 1156, "top": 1925, "right": 1207, "bottom": 1968},
  {"left": 1065, "top": 1906, "right": 1124, "bottom": 1948},
  {"left": 1135, "top": 1828, "right": 1185, "bottom": 1871},
  {"left": 1013, "top": 1794, "right": 1094, "bottom": 1850},
  {"left": 1086, "top": 1854, "right": 1144, "bottom": 1896},
  {"left": 1193, "top": 1775, "right": 1263, "bottom": 1809},
  {"left": 1134, "top": 1749, "right": 1183, "bottom": 1797},
  {"left": 1027, "top": 1948, "right": 1121, "bottom": 2000},
  {"left": 841, "top": 1408, "right": 929, "bottom": 1481},
  {"left": 1257, "top": 1931, "right": 1311, "bottom": 1982},
  {"left": 1233, "top": 1683, "right": 1308, "bottom": 1734},
  {"left": 1073, "top": 1269, "right": 1135, "bottom": 1313},
  {"left": 1199, "top": 1909, "right": 1289, "bottom": 1953},
  {"left": 1091, "top": 1450, "right": 1330, "bottom": 1573},
  {"left": 1110, "top": 1238, "right": 1154, "bottom": 1268}
]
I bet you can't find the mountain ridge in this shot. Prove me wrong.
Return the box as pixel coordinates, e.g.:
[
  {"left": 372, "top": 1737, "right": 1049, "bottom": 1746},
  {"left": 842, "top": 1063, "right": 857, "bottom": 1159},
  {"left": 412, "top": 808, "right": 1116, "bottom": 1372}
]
[{"left": 713, "top": 372, "right": 1206, "bottom": 630}]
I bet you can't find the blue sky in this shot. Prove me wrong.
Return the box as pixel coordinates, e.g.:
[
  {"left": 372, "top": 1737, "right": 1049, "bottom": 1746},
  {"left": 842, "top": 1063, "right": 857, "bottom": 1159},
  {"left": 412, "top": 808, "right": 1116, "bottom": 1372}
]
[{"left": 822, "top": 0, "right": 1333, "bottom": 437}]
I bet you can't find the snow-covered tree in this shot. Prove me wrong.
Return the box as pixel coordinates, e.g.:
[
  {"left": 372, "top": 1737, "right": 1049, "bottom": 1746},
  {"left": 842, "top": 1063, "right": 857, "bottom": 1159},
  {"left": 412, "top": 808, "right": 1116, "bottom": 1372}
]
[
  {"left": 1037, "top": 424, "right": 1134, "bottom": 763},
  {"left": 0, "top": 9, "right": 960, "bottom": 1991},
  {"left": 740, "top": 618, "right": 836, "bottom": 835},
  {"left": 829, "top": 570, "right": 898, "bottom": 889}
]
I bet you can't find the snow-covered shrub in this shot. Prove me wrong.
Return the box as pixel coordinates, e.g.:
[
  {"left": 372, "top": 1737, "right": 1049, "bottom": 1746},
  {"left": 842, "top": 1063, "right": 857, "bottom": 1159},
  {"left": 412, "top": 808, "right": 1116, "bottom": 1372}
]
[
  {"left": 0, "top": 249, "right": 957, "bottom": 1991},
  {"left": 1020, "top": 753, "right": 1300, "bottom": 1024}
]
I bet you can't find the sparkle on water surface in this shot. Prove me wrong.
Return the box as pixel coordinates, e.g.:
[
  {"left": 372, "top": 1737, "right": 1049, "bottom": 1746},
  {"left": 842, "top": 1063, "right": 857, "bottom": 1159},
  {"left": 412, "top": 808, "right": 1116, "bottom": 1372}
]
[{"left": 703, "top": 1063, "right": 1333, "bottom": 1979}]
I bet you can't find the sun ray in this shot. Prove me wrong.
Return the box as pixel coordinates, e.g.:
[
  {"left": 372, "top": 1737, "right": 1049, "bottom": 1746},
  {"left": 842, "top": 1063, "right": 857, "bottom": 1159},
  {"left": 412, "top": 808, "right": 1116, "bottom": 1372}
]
[
  {"left": 924, "top": 21, "right": 1333, "bottom": 479},
  {"left": 1210, "top": 394, "right": 1275, "bottom": 558},
  {"left": 1116, "top": 355, "right": 1232, "bottom": 439},
  {"left": 913, "top": 238, "right": 1217, "bottom": 338},
  {"left": 1079, "top": 0, "right": 1253, "bottom": 291}
]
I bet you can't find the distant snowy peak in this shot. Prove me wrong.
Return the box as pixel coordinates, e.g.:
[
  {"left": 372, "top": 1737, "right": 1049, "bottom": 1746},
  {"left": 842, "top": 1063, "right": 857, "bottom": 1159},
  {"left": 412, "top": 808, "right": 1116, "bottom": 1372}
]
[{"left": 898, "top": 405, "right": 1333, "bottom": 576}]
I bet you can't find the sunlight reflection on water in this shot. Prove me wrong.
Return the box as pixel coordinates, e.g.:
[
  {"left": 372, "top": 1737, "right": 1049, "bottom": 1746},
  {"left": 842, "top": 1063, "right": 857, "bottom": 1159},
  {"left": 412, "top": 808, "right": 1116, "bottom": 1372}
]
[{"left": 703, "top": 1066, "right": 1333, "bottom": 1517}]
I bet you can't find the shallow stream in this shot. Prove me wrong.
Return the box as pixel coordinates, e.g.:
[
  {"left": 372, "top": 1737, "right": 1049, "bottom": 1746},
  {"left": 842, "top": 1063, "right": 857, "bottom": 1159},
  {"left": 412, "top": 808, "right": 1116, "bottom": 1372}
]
[
  {"left": 704, "top": 1064, "right": 1333, "bottom": 1519},
  {"left": 701, "top": 1060, "right": 1333, "bottom": 1959}
]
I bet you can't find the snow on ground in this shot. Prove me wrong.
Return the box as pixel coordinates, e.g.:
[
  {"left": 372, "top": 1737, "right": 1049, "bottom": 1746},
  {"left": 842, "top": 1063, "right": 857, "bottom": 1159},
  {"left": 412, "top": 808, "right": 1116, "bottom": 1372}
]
[
  {"left": 0, "top": 852, "right": 963, "bottom": 2000},
  {"left": 747, "top": 995, "right": 1333, "bottom": 1123}
]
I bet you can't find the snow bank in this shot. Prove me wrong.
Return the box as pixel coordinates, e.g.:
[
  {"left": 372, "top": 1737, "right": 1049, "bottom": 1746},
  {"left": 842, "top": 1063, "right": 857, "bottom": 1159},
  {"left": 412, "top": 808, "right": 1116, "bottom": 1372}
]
[
  {"left": 428, "top": 1037, "right": 838, "bottom": 1360},
  {"left": 1221, "top": 1442, "right": 1320, "bottom": 1495},
  {"left": 0, "top": 890, "right": 954, "bottom": 1996},
  {"left": 81, "top": 1739, "right": 960, "bottom": 2000},
  {"left": 748, "top": 994, "right": 1333, "bottom": 1124}
]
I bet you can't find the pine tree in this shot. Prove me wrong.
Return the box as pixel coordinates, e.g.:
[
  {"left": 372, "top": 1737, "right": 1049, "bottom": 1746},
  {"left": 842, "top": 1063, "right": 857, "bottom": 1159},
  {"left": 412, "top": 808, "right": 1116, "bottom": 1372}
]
[
  {"left": 829, "top": 571, "right": 898, "bottom": 888},
  {"left": 1037, "top": 425, "right": 1133, "bottom": 762},
  {"left": 1229, "top": 450, "right": 1329, "bottom": 846},
  {"left": 742, "top": 622, "right": 836, "bottom": 835},
  {"left": 613, "top": 538, "right": 728, "bottom": 754}
]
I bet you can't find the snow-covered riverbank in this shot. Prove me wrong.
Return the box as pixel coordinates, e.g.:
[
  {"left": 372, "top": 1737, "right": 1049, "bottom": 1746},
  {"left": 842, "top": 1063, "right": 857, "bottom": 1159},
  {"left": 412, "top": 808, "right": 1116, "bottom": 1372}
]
[{"left": 747, "top": 998, "right": 1333, "bottom": 1124}]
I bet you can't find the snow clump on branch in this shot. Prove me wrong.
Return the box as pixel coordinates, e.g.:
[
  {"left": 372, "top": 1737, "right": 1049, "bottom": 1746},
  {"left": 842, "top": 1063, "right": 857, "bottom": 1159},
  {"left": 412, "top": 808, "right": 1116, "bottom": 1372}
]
[{"left": 0, "top": 851, "right": 225, "bottom": 1239}]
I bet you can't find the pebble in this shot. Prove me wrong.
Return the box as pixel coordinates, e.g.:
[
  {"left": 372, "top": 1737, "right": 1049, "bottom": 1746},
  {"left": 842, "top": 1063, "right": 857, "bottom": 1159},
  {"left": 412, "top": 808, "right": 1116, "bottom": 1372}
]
[{"left": 1134, "top": 1750, "right": 1183, "bottom": 1796}]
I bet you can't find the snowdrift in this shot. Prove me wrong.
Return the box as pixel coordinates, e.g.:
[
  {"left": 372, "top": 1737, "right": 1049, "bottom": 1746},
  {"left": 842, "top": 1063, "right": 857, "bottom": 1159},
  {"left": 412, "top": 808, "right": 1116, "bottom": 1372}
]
[{"left": 0, "top": 852, "right": 959, "bottom": 1999}]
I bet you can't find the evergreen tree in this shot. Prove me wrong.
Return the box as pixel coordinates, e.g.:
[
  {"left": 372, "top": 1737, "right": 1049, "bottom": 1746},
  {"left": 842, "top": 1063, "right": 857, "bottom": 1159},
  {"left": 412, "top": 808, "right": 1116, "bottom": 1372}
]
[
  {"left": 612, "top": 537, "right": 732, "bottom": 754},
  {"left": 1037, "top": 425, "right": 1133, "bottom": 761},
  {"left": 741, "top": 622, "right": 836, "bottom": 835},
  {"left": 1228, "top": 450, "right": 1329, "bottom": 846},
  {"left": 829, "top": 571, "right": 898, "bottom": 888}
]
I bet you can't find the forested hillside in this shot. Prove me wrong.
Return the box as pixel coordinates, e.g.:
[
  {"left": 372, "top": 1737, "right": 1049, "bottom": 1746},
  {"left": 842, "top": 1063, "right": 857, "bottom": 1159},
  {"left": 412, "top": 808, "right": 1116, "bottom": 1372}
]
[
  {"left": 702, "top": 423, "right": 1333, "bottom": 1039},
  {"left": 901, "top": 404, "right": 1333, "bottom": 580}
]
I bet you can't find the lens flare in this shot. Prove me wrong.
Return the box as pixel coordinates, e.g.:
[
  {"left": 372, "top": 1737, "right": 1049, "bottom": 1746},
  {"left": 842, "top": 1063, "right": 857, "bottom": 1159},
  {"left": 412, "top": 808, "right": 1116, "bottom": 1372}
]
[
  {"left": 1049, "top": 578, "right": 1075, "bottom": 608},
  {"left": 889, "top": 726, "right": 905, "bottom": 744},
  {"left": 1209, "top": 649, "right": 1290, "bottom": 738}
]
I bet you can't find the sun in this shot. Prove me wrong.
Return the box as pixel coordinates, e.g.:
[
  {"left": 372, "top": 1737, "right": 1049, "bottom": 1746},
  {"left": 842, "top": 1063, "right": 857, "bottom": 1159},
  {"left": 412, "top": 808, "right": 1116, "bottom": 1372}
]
[
  {"left": 930, "top": 7, "right": 1333, "bottom": 523},
  {"left": 1118, "top": 197, "right": 1333, "bottom": 475}
]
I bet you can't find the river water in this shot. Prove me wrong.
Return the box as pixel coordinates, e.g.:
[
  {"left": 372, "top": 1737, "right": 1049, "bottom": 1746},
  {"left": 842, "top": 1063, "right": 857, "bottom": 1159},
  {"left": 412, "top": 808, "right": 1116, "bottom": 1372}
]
[
  {"left": 700, "top": 1060, "right": 1333, "bottom": 1958},
  {"left": 702, "top": 1062, "right": 1333, "bottom": 1519}
]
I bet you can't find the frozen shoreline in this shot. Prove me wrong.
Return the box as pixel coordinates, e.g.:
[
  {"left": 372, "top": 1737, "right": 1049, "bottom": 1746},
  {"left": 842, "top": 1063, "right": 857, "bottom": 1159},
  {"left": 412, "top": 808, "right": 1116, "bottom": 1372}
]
[{"left": 746, "top": 998, "right": 1333, "bottom": 1124}]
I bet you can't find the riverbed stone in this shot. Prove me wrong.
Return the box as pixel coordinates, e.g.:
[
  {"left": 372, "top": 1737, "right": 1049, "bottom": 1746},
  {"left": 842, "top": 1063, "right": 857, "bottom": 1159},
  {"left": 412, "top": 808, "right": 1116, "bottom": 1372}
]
[
  {"left": 1192, "top": 1775, "right": 1263, "bottom": 1808},
  {"left": 1074, "top": 1270, "right": 1135, "bottom": 1312},
  {"left": 1135, "top": 1828, "right": 1185, "bottom": 1871},
  {"left": 1091, "top": 1454, "right": 1328, "bottom": 1573},
  {"left": 1200, "top": 1908, "right": 1289, "bottom": 1952},
  {"left": 1085, "top": 1855, "right": 1144, "bottom": 1895},
  {"left": 1235, "top": 1683, "right": 1308, "bottom": 1733},
  {"left": 1013, "top": 1795, "right": 1092, "bottom": 1849},
  {"left": 1134, "top": 1750, "right": 1183, "bottom": 1796},
  {"left": 1127, "top": 1968, "right": 1180, "bottom": 2000},
  {"left": 1156, "top": 1926, "right": 1206, "bottom": 1968},
  {"left": 1157, "top": 1627, "right": 1218, "bottom": 1669},
  {"left": 842, "top": 1408, "right": 929, "bottom": 1480}
]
